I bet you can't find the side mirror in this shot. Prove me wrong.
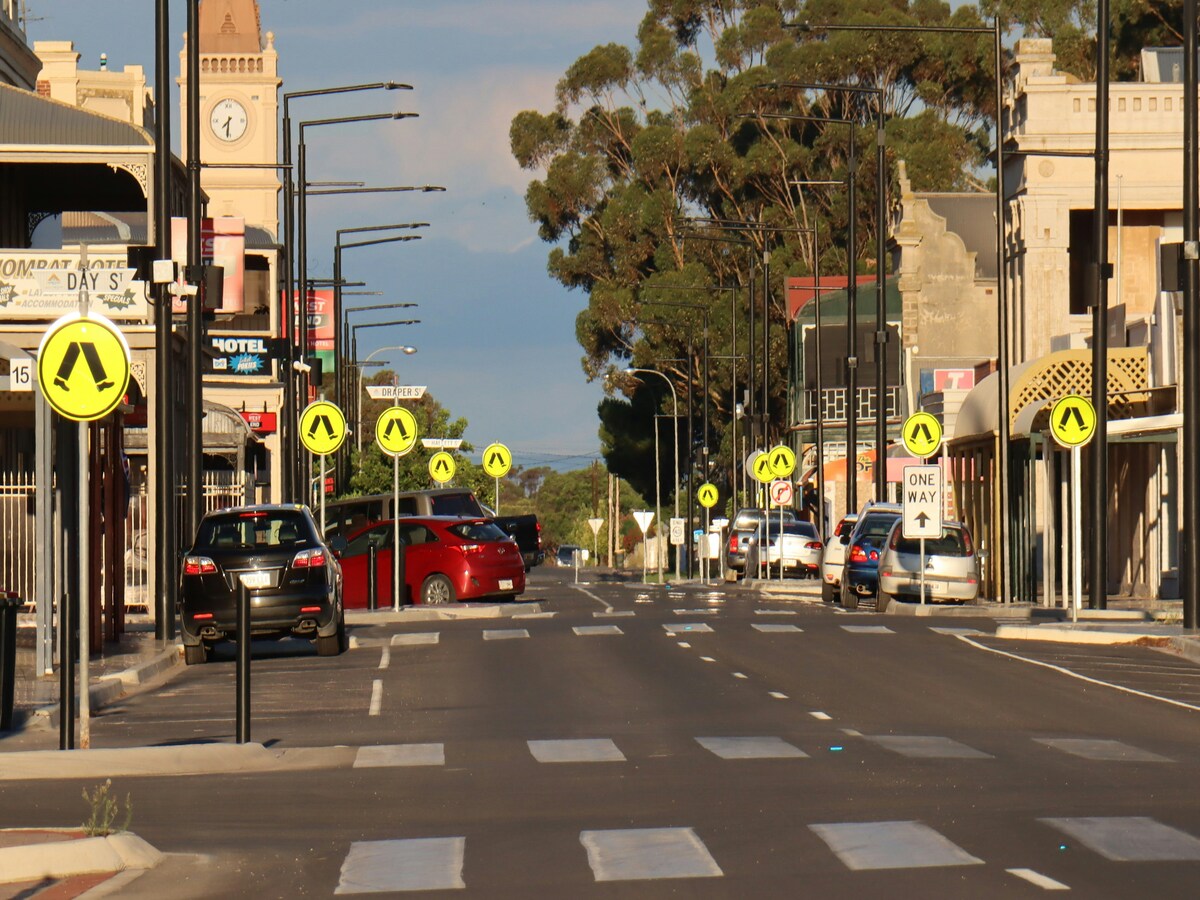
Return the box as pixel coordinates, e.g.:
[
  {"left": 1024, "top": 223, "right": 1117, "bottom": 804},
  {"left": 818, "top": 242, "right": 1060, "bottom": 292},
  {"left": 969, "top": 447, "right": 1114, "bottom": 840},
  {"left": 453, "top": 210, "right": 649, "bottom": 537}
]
[{"left": 328, "top": 535, "right": 348, "bottom": 558}]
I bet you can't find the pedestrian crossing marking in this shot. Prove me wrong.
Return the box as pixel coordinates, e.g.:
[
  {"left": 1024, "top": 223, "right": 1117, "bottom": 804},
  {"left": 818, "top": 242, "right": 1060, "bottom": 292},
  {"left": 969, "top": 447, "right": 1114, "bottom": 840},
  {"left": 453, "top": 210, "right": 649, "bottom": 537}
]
[
  {"left": 868, "top": 735, "right": 992, "bottom": 759},
  {"left": 581, "top": 828, "right": 723, "bottom": 881},
  {"left": 841, "top": 625, "right": 895, "bottom": 634},
  {"left": 528, "top": 739, "right": 625, "bottom": 763},
  {"left": 391, "top": 632, "right": 439, "bottom": 646},
  {"left": 810, "top": 821, "right": 983, "bottom": 871},
  {"left": 483, "top": 628, "right": 529, "bottom": 640},
  {"left": 663, "top": 623, "right": 714, "bottom": 634},
  {"left": 1040, "top": 817, "right": 1200, "bottom": 862},
  {"left": 695, "top": 737, "right": 807, "bottom": 760},
  {"left": 335, "top": 837, "right": 465, "bottom": 894},
  {"left": 573, "top": 625, "right": 623, "bottom": 636},
  {"left": 1007, "top": 868, "right": 1070, "bottom": 891},
  {"left": 354, "top": 744, "right": 445, "bottom": 768},
  {"left": 752, "top": 624, "right": 803, "bottom": 633},
  {"left": 1034, "top": 738, "right": 1172, "bottom": 763}
]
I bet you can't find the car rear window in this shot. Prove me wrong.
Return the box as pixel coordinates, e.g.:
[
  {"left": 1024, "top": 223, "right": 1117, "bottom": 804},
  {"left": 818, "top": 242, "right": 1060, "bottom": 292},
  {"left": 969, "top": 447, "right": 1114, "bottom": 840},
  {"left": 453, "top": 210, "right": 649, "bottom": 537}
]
[
  {"left": 430, "top": 493, "right": 485, "bottom": 517},
  {"left": 196, "top": 511, "right": 312, "bottom": 550},
  {"left": 448, "top": 521, "right": 511, "bottom": 542},
  {"left": 858, "top": 514, "right": 900, "bottom": 540},
  {"left": 767, "top": 522, "right": 819, "bottom": 539},
  {"left": 891, "top": 527, "right": 971, "bottom": 557}
]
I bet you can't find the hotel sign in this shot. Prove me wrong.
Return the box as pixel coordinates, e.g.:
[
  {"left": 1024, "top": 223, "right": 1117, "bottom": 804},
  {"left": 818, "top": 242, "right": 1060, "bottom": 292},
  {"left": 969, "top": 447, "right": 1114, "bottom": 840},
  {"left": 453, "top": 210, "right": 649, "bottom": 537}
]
[{"left": 0, "top": 251, "right": 150, "bottom": 320}]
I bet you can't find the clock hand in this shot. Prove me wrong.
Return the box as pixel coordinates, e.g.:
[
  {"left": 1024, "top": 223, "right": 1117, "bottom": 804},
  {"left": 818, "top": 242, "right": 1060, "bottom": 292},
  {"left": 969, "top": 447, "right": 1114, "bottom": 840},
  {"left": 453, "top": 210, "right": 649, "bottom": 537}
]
[{"left": 223, "top": 116, "right": 232, "bottom": 137}]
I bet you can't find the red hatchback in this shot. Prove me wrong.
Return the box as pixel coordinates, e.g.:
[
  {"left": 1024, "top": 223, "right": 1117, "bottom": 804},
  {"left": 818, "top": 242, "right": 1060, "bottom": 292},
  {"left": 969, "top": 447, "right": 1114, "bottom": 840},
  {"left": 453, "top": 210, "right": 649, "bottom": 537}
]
[{"left": 337, "top": 517, "right": 526, "bottom": 606}]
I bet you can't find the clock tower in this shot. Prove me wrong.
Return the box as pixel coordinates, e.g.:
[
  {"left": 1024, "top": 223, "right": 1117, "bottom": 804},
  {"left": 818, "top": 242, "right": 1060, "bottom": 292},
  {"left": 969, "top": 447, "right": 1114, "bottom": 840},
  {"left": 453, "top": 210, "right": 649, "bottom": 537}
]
[{"left": 179, "top": 0, "right": 281, "bottom": 236}]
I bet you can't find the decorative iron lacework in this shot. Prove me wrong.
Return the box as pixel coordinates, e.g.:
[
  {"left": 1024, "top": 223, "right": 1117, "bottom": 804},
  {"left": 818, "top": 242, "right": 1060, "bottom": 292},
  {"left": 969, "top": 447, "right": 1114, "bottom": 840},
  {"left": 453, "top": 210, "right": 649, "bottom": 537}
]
[{"left": 1009, "top": 347, "right": 1149, "bottom": 428}]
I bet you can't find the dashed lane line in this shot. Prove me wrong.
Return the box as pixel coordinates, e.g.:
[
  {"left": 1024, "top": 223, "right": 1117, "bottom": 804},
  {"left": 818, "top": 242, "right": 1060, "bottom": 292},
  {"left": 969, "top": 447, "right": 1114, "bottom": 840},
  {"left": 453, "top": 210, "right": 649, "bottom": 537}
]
[
  {"left": 368, "top": 680, "right": 383, "bottom": 717},
  {"left": 809, "top": 711, "right": 832, "bottom": 720},
  {"left": 571, "top": 583, "right": 614, "bottom": 613},
  {"left": 769, "top": 692, "right": 789, "bottom": 700},
  {"left": 1007, "top": 868, "right": 1070, "bottom": 891},
  {"left": 378, "top": 646, "right": 390, "bottom": 670}
]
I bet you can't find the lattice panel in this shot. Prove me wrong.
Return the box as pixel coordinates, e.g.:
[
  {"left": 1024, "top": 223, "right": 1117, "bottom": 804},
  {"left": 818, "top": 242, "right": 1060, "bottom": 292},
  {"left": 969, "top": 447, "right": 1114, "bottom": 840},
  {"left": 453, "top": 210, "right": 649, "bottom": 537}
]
[{"left": 1008, "top": 348, "right": 1148, "bottom": 428}]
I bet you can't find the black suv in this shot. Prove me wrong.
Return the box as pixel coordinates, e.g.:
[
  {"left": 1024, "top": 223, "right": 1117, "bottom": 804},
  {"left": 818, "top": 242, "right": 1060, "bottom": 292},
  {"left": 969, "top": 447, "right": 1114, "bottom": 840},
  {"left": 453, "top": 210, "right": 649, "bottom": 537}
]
[{"left": 179, "top": 505, "right": 345, "bottom": 665}]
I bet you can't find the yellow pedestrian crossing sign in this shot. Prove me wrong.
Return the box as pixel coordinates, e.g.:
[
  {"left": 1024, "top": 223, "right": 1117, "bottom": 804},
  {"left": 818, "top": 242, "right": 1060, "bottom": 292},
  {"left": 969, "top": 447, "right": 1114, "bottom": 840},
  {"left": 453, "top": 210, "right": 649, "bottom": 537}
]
[
  {"left": 697, "top": 483, "right": 719, "bottom": 508},
  {"left": 37, "top": 312, "right": 131, "bottom": 422},
  {"left": 483, "top": 442, "right": 512, "bottom": 478},
  {"left": 429, "top": 450, "right": 456, "bottom": 484},
  {"left": 1050, "top": 395, "right": 1097, "bottom": 448},
  {"left": 768, "top": 444, "right": 796, "bottom": 479},
  {"left": 753, "top": 452, "right": 774, "bottom": 484},
  {"left": 299, "top": 401, "right": 347, "bottom": 456},
  {"left": 376, "top": 407, "right": 418, "bottom": 457},
  {"left": 902, "top": 411, "right": 943, "bottom": 459}
]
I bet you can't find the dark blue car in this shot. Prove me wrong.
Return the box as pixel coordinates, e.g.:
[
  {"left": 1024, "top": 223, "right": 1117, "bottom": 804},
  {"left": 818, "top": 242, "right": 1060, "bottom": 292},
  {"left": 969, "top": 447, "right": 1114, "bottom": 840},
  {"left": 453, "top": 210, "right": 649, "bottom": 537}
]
[{"left": 839, "top": 504, "right": 903, "bottom": 609}]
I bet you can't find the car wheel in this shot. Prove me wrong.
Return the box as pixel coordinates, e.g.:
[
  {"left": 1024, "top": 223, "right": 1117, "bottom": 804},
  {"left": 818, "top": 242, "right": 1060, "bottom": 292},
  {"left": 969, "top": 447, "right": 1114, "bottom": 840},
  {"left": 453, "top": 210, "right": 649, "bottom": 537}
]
[
  {"left": 821, "top": 581, "right": 835, "bottom": 604},
  {"left": 184, "top": 642, "right": 207, "bottom": 666},
  {"left": 842, "top": 581, "right": 859, "bottom": 610},
  {"left": 337, "top": 614, "right": 349, "bottom": 652},
  {"left": 876, "top": 589, "right": 893, "bottom": 613},
  {"left": 421, "top": 574, "right": 456, "bottom": 605}
]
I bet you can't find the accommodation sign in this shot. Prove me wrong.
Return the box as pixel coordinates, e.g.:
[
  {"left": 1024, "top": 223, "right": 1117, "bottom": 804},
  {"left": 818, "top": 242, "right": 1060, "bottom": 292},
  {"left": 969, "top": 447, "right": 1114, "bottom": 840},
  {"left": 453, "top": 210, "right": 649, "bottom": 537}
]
[
  {"left": 0, "top": 251, "right": 150, "bottom": 320},
  {"left": 208, "top": 335, "right": 271, "bottom": 375}
]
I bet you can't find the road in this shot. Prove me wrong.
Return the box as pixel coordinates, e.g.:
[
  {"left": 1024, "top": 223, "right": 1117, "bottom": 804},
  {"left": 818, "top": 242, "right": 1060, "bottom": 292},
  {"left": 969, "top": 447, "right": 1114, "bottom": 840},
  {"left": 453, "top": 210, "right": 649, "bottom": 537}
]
[{"left": 2, "top": 567, "right": 1199, "bottom": 897}]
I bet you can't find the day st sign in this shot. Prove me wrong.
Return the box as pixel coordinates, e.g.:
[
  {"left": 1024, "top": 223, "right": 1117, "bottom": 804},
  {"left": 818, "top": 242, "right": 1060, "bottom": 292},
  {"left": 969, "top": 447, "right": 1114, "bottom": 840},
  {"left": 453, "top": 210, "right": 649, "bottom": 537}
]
[{"left": 902, "top": 465, "right": 942, "bottom": 539}]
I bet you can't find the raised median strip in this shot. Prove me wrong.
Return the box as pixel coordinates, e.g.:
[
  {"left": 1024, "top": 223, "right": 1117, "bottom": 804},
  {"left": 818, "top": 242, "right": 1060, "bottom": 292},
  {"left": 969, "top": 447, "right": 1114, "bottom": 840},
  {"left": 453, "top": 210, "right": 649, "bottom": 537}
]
[
  {"left": 347, "top": 602, "right": 542, "bottom": 624},
  {"left": 0, "top": 830, "right": 163, "bottom": 886}
]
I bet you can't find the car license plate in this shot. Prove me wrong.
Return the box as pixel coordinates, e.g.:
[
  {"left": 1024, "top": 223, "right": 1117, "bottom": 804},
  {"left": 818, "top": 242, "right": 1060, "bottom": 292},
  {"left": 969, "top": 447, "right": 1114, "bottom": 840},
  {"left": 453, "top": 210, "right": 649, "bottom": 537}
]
[
  {"left": 239, "top": 571, "right": 272, "bottom": 589},
  {"left": 922, "top": 581, "right": 946, "bottom": 593},
  {"left": 499, "top": 579, "right": 513, "bottom": 591}
]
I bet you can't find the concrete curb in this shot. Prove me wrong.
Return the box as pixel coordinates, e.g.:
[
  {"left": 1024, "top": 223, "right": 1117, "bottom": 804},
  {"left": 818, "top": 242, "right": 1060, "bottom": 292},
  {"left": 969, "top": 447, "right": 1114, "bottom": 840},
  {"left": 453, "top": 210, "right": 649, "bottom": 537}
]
[
  {"left": 0, "top": 742, "right": 355, "bottom": 782},
  {"left": 993, "top": 623, "right": 1191, "bottom": 645},
  {"left": 347, "top": 602, "right": 542, "bottom": 624},
  {"left": 0, "top": 831, "right": 162, "bottom": 885}
]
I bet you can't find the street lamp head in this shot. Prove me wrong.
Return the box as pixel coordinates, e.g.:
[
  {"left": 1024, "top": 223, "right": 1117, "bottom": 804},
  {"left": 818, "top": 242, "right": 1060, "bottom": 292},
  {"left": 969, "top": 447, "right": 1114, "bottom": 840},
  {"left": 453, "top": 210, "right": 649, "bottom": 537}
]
[
  {"left": 422, "top": 185, "right": 448, "bottom": 192},
  {"left": 401, "top": 346, "right": 418, "bottom": 355},
  {"left": 384, "top": 82, "right": 414, "bottom": 91},
  {"left": 392, "top": 112, "right": 419, "bottom": 120}
]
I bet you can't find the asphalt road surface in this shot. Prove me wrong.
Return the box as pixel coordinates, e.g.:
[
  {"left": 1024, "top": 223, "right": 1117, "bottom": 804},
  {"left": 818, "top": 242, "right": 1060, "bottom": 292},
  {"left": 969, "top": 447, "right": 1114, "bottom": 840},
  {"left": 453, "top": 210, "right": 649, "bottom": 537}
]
[{"left": 2, "top": 567, "right": 1199, "bottom": 897}]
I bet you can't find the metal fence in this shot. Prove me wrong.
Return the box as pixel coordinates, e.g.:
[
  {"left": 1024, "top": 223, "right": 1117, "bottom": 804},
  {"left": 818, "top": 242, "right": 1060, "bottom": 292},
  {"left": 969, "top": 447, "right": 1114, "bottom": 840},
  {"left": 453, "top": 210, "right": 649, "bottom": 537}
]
[{"left": 0, "top": 470, "right": 36, "bottom": 608}]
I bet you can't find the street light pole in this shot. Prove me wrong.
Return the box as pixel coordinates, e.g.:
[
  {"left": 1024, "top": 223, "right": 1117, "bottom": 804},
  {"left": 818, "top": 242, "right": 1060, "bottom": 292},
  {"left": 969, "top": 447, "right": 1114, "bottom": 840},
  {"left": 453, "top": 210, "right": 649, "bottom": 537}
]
[
  {"left": 1184, "top": 0, "right": 1199, "bottom": 631},
  {"left": 357, "top": 345, "right": 418, "bottom": 453}
]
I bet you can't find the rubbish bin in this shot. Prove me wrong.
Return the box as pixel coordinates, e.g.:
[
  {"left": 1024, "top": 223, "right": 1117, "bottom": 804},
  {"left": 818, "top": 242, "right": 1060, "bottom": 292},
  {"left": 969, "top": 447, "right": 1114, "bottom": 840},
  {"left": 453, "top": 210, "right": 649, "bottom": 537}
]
[{"left": 0, "top": 592, "right": 21, "bottom": 731}]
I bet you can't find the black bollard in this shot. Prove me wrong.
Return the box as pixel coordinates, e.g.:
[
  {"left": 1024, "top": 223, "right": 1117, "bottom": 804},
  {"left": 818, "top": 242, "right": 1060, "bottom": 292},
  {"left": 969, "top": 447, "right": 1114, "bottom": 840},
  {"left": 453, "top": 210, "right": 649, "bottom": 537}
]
[
  {"left": 367, "top": 544, "right": 378, "bottom": 610},
  {"left": 236, "top": 581, "right": 250, "bottom": 743},
  {"left": 59, "top": 592, "right": 75, "bottom": 750},
  {"left": 0, "top": 593, "right": 21, "bottom": 732}
]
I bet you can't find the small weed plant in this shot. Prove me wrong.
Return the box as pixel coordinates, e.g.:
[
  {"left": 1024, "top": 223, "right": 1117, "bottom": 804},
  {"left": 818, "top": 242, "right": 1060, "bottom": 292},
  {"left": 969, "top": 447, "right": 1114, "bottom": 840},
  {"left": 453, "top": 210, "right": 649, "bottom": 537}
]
[{"left": 81, "top": 779, "right": 133, "bottom": 836}]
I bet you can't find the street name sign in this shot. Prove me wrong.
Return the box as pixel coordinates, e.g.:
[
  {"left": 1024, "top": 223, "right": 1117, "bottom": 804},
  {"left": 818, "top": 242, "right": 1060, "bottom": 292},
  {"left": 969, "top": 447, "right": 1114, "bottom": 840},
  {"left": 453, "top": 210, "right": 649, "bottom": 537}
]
[
  {"left": 482, "top": 442, "right": 512, "bottom": 478},
  {"left": 902, "top": 465, "right": 942, "bottom": 539},
  {"left": 37, "top": 312, "right": 131, "bottom": 422},
  {"left": 299, "top": 401, "right": 347, "bottom": 455},
  {"left": 365, "top": 384, "right": 427, "bottom": 400},
  {"left": 421, "top": 438, "right": 463, "bottom": 450},
  {"left": 1050, "top": 395, "right": 1097, "bottom": 448},
  {"left": 376, "top": 407, "right": 419, "bottom": 457},
  {"left": 902, "top": 412, "right": 943, "bottom": 459}
]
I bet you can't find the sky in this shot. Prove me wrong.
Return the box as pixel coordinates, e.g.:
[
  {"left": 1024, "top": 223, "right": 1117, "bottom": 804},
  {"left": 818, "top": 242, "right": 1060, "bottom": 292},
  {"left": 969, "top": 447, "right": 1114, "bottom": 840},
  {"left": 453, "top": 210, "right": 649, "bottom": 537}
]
[{"left": 26, "top": 0, "right": 653, "bottom": 470}]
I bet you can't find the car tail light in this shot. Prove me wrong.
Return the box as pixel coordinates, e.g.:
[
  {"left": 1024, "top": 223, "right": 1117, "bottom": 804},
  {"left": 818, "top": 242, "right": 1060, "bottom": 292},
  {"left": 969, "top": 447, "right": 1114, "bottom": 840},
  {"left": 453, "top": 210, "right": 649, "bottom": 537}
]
[
  {"left": 184, "top": 556, "right": 217, "bottom": 575},
  {"left": 880, "top": 570, "right": 891, "bottom": 578},
  {"left": 192, "top": 612, "right": 213, "bottom": 620},
  {"left": 239, "top": 511, "right": 267, "bottom": 518},
  {"left": 869, "top": 549, "right": 879, "bottom": 561},
  {"left": 806, "top": 541, "right": 823, "bottom": 550},
  {"left": 292, "top": 548, "right": 326, "bottom": 568},
  {"left": 962, "top": 528, "right": 974, "bottom": 555},
  {"left": 729, "top": 534, "right": 738, "bottom": 553},
  {"left": 536, "top": 520, "right": 543, "bottom": 548},
  {"left": 849, "top": 544, "right": 868, "bottom": 564},
  {"left": 300, "top": 606, "right": 322, "bottom": 613},
  {"left": 457, "top": 543, "right": 484, "bottom": 557}
]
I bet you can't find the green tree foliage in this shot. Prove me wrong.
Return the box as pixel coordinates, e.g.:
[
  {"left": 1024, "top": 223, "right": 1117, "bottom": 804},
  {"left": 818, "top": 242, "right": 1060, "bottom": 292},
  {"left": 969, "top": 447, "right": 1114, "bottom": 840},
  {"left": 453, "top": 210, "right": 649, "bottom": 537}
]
[
  {"left": 345, "top": 369, "right": 489, "bottom": 500},
  {"left": 511, "top": 0, "right": 1000, "bottom": 495}
]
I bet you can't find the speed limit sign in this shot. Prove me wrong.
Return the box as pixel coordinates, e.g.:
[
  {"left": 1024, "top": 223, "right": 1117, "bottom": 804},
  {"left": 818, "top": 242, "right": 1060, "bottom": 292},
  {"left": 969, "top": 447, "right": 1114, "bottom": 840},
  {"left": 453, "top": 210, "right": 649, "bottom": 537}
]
[{"left": 770, "top": 480, "right": 793, "bottom": 507}]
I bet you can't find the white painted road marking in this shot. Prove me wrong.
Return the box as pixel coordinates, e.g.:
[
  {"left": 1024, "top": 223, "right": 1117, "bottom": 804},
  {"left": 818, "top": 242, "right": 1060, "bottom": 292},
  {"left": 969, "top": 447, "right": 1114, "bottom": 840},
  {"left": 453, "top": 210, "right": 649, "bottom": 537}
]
[
  {"left": 810, "top": 821, "right": 984, "bottom": 871},
  {"left": 1007, "top": 868, "right": 1070, "bottom": 890},
  {"left": 929, "top": 626, "right": 984, "bottom": 636},
  {"left": 483, "top": 629, "right": 530, "bottom": 640},
  {"left": 868, "top": 735, "right": 992, "bottom": 759},
  {"left": 1040, "top": 816, "right": 1200, "bottom": 861},
  {"left": 378, "top": 646, "right": 390, "bottom": 670},
  {"left": 335, "top": 837, "right": 465, "bottom": 893},
  {"left": 700, "top": 656, "right": 715, "bottom": 663},
  {"left": 594, "top": 609, "right": 635, "bottom": 617},
  {"left": 841, "top": 625, "right": 895, "bottom": 634},
  {"left": 677, "top": 642, "right": 691, "bottom": 648},
  {"left": 664, "top": 623, "right": 714, "bottom": 634},
  {"left": 571, "top": 583, "right": 613, "bottom": 612},
  {"left": 354, "top": 744, "right": 445, "bottom": 768},
  {"left": 573, "top": 625, "right": 624, "bottom": 636},
  {"left": 768, "top": 692, "right": 789, "bottom": 700},
  {"left": 674, "top": 609, "right": 719, "bottom": 615},
  {"left": 754, "top": 609, "right": 798, "bottom": 615},
  {"left": 368, "top": 680, "right": 382, "bottom": 717},
  {"left": 695, "top": 737, "right": 808, "bottom": 760},
  {"left": 752, "top": 623, "right": 803, "bottom": 633},
  {"left": 391, "top": 632, "right": 439, "bottom": 646},
  {"left": 732, "top": 672, "right": 748, "bottom": 679},
  {"left": 1035, "top": 738, "right": 1173, "bottom": 763},
  {"left": 528, "top": 739, "right": 625, "bottom": 763},
  {"left": 809, "top": 711, "right": 832, "bottom": 720},
  {"left": 580, "top": 828, "right": 723, "bottom": 881}
]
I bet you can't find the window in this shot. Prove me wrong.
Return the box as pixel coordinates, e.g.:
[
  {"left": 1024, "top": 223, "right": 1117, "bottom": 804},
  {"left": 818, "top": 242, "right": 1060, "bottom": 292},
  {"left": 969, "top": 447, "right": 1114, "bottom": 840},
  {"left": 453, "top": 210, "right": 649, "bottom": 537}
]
[
  {"left": 890, "top": 526, "right": 970, "bottom": 557},
  {"left": 448, "top": 521, "right": 510, "bottom": 542},
  {"left": 196, "top": 511, "right": 311, "bottom": 550}
]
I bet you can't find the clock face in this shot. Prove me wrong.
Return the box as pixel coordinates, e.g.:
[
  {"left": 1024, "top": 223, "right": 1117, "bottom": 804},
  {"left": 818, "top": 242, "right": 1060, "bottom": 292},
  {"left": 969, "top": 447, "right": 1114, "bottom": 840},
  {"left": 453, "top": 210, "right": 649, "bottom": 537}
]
[{"left": 209, "top": 98, "right": 249, "bottom": 142}]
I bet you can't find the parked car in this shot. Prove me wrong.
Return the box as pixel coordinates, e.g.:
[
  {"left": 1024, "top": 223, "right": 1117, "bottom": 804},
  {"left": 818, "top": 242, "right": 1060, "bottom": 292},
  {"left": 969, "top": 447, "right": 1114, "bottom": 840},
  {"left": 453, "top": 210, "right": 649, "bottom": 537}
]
[
  {"left": 820, "top": 514, "right": 858, "bottom": 604},
  {"left": 482, "top": 506, "right": 544, "bottom": 571},
  {"left": 334, "top": 517, "right": 526, "bottom": 606},
  {"left": 179, "top": 504, "right": 345, "bottom": 665},
  {"left": 556, "top": 544, "right": 582, "bottom": 567},
  {"left": 726, "top": 507, "right": 799, "bottom": 574},
  {"left": 764, "top": 521, "right": 823, "bottom": 577},
  {"left": 323, "top": 488, "right": 487, "bottom": 541},
  {"left": 839, "top": 504, "right": 903, "bottom": 609},
  {"left": 877, "top": 520, "right": 980, "bottom": 606}
]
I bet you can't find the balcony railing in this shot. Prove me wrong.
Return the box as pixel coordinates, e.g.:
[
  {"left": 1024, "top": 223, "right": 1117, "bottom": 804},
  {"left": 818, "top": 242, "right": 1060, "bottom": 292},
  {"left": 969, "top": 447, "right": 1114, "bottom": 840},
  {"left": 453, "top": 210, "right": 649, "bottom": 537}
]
[{"left": 797, "top": 386, "right": 903, "bottom": 424}]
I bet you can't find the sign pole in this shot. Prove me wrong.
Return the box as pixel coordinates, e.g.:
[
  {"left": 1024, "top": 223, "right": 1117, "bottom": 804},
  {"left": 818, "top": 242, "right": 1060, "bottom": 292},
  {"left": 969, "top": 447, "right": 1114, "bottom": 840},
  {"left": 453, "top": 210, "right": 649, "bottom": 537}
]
[
  {"left": 393, "top": 376, "right": 400, "bottom": 612},
  {"left": 76, "top": 246, "right": 91, "bottom": 750},
  {"left": 1072, "top": 444, "right": 1082, "bottom": 623},
  {"left": 494, "top": 475, "right": 499, "bottom": 516},
  {"left": 920, "top": 454, "right": 926, "bottom": 606}
]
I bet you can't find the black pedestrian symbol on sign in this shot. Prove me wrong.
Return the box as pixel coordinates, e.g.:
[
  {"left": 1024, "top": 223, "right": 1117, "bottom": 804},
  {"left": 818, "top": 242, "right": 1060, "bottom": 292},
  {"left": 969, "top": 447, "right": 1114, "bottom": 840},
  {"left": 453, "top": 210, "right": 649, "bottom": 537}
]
[
  {"left": 488, "top": 451, "right": 504, "bottom": 467},
  {"left": 1059, "top": 405, "right": 1087, "bottom": 432},
  {"left": 308, "top": 415, "right": 336, "bottom": 440},
  {"left": 54, "top": 341, "right": 113, "bottom": 392},
  {"left": 434, "top": 458, "right": 450, "bottom": 474},
  {"left": 910, "top": 422, "right": 933, "bottom": 445},
  {"left": 384, "top": 416, "right": 409, "bottom": 440}
]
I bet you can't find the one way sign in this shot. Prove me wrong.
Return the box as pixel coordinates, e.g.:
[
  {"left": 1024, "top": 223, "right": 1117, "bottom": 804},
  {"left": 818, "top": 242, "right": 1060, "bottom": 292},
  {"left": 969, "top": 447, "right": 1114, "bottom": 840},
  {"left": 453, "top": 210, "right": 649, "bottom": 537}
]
[{"left": 902, "top": 465, "right": 942, "bottom": 539}]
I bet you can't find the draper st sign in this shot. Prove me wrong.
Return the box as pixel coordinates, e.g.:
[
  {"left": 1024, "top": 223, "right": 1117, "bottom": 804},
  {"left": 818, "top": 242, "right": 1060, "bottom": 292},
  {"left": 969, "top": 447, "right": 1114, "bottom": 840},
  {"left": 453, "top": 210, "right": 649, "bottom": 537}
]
[{"left": 0, "top": 251, "right": 150, "bottom": 320}]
